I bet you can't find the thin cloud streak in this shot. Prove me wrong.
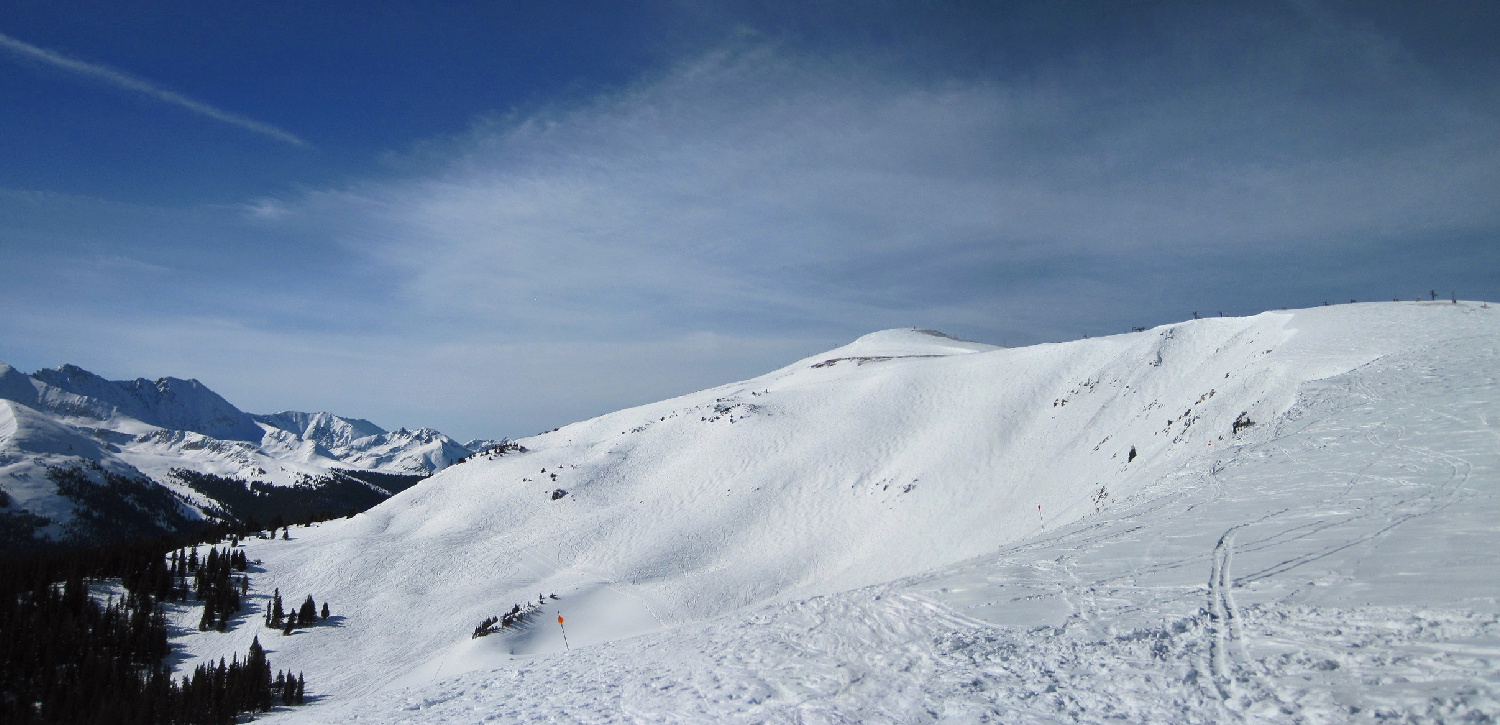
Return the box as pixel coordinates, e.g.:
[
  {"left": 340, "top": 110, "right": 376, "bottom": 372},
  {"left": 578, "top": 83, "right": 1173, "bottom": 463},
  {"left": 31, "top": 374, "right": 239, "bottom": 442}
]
[{"left": 0, "top": 30, "right": 306, "bottom": 146}]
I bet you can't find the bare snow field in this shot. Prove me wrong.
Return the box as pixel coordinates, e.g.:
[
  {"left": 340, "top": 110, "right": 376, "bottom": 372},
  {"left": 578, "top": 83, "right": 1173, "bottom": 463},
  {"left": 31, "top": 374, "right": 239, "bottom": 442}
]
[{"left": 171, "top": 302, "right": 1498, "bottom": 723}]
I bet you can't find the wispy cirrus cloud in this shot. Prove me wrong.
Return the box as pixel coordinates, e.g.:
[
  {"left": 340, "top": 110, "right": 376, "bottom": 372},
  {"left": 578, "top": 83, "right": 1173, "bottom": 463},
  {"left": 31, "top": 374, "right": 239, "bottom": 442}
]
[
  {"left": 283, "top": 32, "right": 1499, "bottom": 343},
  {"left": 0, "top": 30, "right": 306, "bottom": 146}
]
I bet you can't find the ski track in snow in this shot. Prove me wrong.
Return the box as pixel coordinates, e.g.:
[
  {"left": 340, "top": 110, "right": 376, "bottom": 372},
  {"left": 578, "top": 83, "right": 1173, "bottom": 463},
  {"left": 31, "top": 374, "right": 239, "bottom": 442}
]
[{"left": 165, "top": 305, "right": 1499, "bottom": 724}]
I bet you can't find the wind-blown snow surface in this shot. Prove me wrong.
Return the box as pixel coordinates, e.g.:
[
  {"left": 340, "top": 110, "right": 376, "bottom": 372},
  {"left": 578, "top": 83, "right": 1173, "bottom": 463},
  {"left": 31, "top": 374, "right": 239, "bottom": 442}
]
[{"left": 183, "top": 303, "right": 1496, "bottom": 722}]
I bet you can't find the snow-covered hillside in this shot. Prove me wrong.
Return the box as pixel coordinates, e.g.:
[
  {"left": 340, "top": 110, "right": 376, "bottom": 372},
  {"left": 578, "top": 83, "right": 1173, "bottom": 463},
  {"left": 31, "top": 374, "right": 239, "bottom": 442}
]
[
  {"left": 0, "top": 362, "right": 490, "bottom": 546},
  {"left": 177, "top": 301, "right": 1496, "bottom": 722}
]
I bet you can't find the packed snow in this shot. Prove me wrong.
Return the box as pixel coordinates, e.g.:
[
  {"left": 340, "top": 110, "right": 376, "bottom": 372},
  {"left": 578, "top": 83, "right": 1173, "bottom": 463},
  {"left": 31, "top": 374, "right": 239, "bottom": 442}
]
[{"left": 157, "top": 301, "right": 1497, "bottom": 722}]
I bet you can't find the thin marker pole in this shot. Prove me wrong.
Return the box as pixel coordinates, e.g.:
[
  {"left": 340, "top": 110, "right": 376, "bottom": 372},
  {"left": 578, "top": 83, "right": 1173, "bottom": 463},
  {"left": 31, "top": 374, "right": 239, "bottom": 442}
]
[{"left": 558, "top": 615, "right": 570, "bottom": 650}]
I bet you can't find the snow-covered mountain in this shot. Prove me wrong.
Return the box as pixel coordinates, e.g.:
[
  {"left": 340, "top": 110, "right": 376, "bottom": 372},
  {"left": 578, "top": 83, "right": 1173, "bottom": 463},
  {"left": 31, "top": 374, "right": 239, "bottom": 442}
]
[
  {"left": 30, "top": 364, "right": 266, "bottom": 442},
  {"left": 175, "top": 301, "right": 1497, "bottom": 722},
  {"left": 0, "top": 362, "right": 492, "bottom": 548},
  {"left": 254, "top": 411, "right": 475, "bottom": 474}
]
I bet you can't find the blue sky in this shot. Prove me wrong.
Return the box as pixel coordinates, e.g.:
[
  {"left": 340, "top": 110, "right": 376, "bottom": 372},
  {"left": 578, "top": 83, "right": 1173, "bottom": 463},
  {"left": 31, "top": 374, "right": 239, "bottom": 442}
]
[{"left": 1, "top": 2, "right": 1497, "bottom": 441}]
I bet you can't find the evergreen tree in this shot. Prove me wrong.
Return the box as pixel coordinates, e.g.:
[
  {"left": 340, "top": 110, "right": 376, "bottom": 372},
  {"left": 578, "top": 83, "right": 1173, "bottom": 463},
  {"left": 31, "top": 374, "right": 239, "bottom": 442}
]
[
  {"left": 299, "top": 595, "right": 317, "bottom": 624},
  {"left": 321, "top": 601, "right": 330, "bottom": 620}
]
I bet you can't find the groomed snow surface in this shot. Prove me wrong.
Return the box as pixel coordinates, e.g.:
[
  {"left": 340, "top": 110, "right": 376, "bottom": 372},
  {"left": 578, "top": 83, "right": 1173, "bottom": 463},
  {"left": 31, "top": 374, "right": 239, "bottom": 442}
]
[{"left": 172, "top": 302, "right": 1498, "bottom": 723}]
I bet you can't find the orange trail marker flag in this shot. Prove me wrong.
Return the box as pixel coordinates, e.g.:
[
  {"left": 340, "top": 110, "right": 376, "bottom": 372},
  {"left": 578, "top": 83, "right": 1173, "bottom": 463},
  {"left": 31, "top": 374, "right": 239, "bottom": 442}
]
[{"left": 557, "top": 615, "right": 570, "bottom": 650}]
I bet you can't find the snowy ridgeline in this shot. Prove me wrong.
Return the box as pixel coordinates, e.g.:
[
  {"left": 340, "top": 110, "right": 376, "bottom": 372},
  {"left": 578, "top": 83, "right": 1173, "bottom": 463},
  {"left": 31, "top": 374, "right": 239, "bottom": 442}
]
[
  {"left": 0, "top": 360, "right": 494, "bottom": 545},
  {"left": 170, "top": 302, "right": 1495, "bottom": 722}
]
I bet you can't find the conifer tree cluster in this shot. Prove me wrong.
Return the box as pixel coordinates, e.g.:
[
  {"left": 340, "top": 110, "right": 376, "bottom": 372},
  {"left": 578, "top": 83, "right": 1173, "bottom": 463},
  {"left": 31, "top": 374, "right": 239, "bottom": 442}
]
[
  {"left": 0, "top": 572, "right": 170, "bottom": 722},
  {"left": 171, "top": 545, "right": 248, "bottom": 632},
  {"left": 171, "top": 636, "right": 276, "bottom": 722},
  {"left": 264, "top": 590, "right": 330, "bottom": 634},
  {"left": 272, "top": 669, "right": 306, "bottom": 705},
  {"left": 0, "top": 537, "right": 309, "bottom": 723},
  {"left": 265, "top": 588, "right": 284, "bottom": 629},
  {"left": 471, "top": 599, "right": 544, "bottom": 638}
]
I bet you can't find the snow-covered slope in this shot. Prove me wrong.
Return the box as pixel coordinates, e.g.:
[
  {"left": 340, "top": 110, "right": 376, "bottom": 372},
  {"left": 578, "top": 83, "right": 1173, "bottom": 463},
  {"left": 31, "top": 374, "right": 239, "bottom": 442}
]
[
  {"left": 0, "top": 397, "right": 124, "bottom": 532},
  {"left": 187, "top": 301, "right": 1498, "bottom": 722},
  {"left": 0, "top": 361, "right": 42, "bottom": 406},
  {"left": 0, "top": 363, "right": 490, "bottom": 545}
]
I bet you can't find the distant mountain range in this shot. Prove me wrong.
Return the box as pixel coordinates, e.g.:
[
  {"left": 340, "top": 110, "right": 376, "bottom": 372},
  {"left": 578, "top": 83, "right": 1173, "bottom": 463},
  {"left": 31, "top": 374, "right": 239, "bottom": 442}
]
[{"left": 0, "top": 360, "right": 503, "bottom": 550}]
